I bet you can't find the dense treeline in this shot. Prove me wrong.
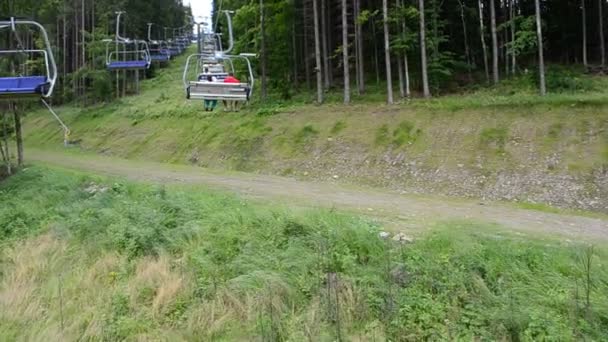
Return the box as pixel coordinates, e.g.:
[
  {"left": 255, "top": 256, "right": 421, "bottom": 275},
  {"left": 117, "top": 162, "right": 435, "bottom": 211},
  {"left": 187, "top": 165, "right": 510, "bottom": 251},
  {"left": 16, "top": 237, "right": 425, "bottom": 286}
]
[
  {"left": 0, "top": 0, "right": 191, "bottom": 103},
  {"left": 215, "top": 0, "right": 604, "bottom": 102},
  {"left": 2, "top": 0, "right": 602, "bottom": 105}
]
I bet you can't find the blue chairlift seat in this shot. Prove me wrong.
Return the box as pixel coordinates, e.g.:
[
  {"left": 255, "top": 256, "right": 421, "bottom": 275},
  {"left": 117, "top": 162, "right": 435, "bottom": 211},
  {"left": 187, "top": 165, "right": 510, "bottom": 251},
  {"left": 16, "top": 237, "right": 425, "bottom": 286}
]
[
  {"left": 150, "top": 49, "right": 170, "bottom": 62},
  {"left": 150, "top": 54, "right": 170, "bottom": 62},
  {"left": 168, "top": 46, "right": 181, "bottom": 56},
  {"left": 0, "top": 76, "right": 49, "bottom": 97},
  {"left": 107, "top": 60, "right": 149, "bottom": 70}
]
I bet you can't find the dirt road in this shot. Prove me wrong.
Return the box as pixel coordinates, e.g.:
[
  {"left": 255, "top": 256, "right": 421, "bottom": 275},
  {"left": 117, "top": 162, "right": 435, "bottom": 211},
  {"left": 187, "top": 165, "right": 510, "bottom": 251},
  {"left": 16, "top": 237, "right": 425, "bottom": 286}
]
[{"left": 28, "top": 148, "right": 608, "bottom": 241}]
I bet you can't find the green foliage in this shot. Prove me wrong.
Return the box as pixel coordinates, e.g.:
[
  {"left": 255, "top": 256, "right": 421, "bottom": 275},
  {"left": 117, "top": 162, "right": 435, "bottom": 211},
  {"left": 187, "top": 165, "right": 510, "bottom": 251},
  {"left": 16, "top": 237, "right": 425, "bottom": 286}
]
[
  {"left": 330, "top": 120, "right": 347, "bottom": 135},
  {"left": 375, "top": 121, "right": 421, "bottom": 148},
  {"left": 541, "top": 66, "right": 597, "bottom": 93},
  {"left": 294, "top": 124, "right": 319, "bottom": 145},
  {"left": 392, "top": 120, "right": 421, "bottom": 147},
  {"left": 255, "top": 104, "right": 287, "bottom": 117},
  {"left": 357, "top": 9, "right": 380, "bottom": 25},
  {"left": 72, "top": 67, "right": 113, "bottom": 102},
  {"left": 425, "top": 0, "right": 461, "bottom": 93},
  {"left": 480, "top": 127, "right": 509, "bottom": 152},
  {"left": 222, "top": 118, "right": 272, "bottom": 169},
  {"left": 0, "top": 167, "right": 607, "bottom": 340},
  {"left": 508, "top": 16, "right": 539, "bottom": 58},
  {"left": 547, "top": 123, "right": 563, "bottom": 139},
  {"left": 375, "top": 124, "right": 391, "bottom": 146}
]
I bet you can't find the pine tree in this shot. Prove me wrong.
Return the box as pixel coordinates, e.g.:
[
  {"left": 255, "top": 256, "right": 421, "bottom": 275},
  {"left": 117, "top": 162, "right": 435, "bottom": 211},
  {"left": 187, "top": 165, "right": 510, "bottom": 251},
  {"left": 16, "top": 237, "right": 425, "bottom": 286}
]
[
  {"left": 490, "top": 0, "right": 499, "bottom": 83},
  {"left": 342, "top": 0, "right": 350, "bottom": 103},
  {"left": 383, "top": 0, "right": 393, "bottom": 104},
  {"left": 313, "top": 0, "right": 323, "bottom": 103},
  {"left": 535, "top": 0, "right": 546, "bottom": 95},
  {"left": 419, "top": 0, "right": 430, "bottom": 97}
]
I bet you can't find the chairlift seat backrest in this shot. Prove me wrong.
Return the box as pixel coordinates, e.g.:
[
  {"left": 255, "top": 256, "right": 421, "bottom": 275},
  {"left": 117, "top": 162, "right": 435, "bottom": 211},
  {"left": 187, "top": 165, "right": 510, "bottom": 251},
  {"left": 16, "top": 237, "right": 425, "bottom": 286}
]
[
  {"left": 168, "top": 47, "right": 181, "bottom": 56},
  {"left": 187, "top": 81, "right": 250, "bottom": 101},
  {"left": 107, "top": 60, "right": 150, "bottom": 70},
  {"left": 150, "top": 49, "right": 170, "bottom": 62},
  {"left": 198, "top": 73, "right": 228, "bottom": 81},
  {"left": 150, "top": 54, "right": 170, "bottom": 62},
  {"left": 202, "top": 64, "right": 225, "bottom": 73}
]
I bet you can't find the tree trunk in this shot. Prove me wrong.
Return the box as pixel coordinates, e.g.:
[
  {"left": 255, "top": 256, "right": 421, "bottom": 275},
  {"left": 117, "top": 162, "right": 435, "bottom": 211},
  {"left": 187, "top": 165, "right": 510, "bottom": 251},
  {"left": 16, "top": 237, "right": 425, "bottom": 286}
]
[
  {"left": 383, "top": 0, "right": 394, "bottom": 104},
  {"left": 260, "top": 0, "right": 268, "bottom": 99},
  {"left": 0, "top": 128, "right": 7, "bottom": 172},
  {"left": 372, "top": 18, "right": 380, "bottom": 84},
  {"left": 63, "top": 4, "right": 68, "bottom": 100},
  {"left": 321, "top": 0, "right": 330, "bottom": 89},
  {"left": 313, "top": 0, "right": 323, "bottom": 103},
  {"left": 419, "top": 0, "right": 431, "bottom": 97},
  {"left": 503, "top": 1, "right": 509, "bottom": 76},
  {"left": 600, "top": 0, "right": 605, "bottom": 66},
  {"left": 342, "top": 0, "right": 351, "bottom": 103},
  {"left": 73, "top": 4, "right": 78, "bottom": 98},
  {"left": 404, "top": 52, "right": 411, "bottom": 97},
  {"left": 292, "top": 20, "right": 299, "bottom": 87},
  {"left": 327, "top": 6, "right": 334, "bottom": 86},
  {"left": 2, "top": 111, "right": 10, "bottom": 175},
  {"left": 355, "top": 0, "right": 365, "bottom": 94},
  {"left": 490, "top": 0, "right": 499, "bottom": 84},
  {"left": 582, "top": 0, "right": 587, "bottom": 67},
  {"left": 510, "top": 0, "right": 516, "bottom": 73},
  {"left": 400, "top": 1, "right": 411, "bottom": 98},
  {"left": 12, "top": 104, "right": 23, "bottom": 166},
  {"left": 304, "top": 9, "right": 311, "bottom": 90},
  {"left": 478, "top": 0, "right": 490, "bottom": 83},
  {"left": 81, "top": 0, "right": 85, "bottom": 103},
  {"left": 535, "top": 0, "right": 546, "bottom": 95},
  {"left": 457, "top": 0, "right": 471, "bottom": 79},
  {"left": 397, "top": 54, "right": 405, "bottom": 98},
  {"left": 354, "top": 0, "right": 360, "bottom": 94},
  {"left": 397, "top": 0, "right": 405, "bottom": 99}
]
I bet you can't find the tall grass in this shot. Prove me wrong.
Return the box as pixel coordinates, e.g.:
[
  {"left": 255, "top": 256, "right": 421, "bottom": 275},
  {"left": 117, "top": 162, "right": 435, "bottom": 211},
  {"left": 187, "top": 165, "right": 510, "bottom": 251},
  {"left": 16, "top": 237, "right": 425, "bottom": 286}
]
[{"left": 0, "top": 166, "right": 607, "bottom": 340}]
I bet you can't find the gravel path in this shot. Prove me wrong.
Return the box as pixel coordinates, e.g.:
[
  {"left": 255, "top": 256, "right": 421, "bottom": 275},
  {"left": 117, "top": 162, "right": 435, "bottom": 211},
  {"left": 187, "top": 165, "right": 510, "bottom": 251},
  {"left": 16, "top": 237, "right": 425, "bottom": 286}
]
[{"left": 28, "top": 148, "right": 608, "bottom": 241}]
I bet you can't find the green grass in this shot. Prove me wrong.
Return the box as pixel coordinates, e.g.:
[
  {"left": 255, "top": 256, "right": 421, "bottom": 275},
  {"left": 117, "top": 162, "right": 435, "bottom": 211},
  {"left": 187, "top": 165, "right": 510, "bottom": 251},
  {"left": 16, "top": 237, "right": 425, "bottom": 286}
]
[
  {"left": 516, "top": 201, "right": 565, "bottom": 214},
  {"left": 0, "top": 166, "right": 607, "bottom": 340},
  {"left": 294, "top": 124, "right": 319, "bottom": 143},
  {"left": 330, "top": 120, "right": 347, "bottom": 135},
  {"left": 480, "top": 127, "right": 509, "bottom": 153},
  {"left": 20, "top": 51, "right": 608, "bottom": 211}
]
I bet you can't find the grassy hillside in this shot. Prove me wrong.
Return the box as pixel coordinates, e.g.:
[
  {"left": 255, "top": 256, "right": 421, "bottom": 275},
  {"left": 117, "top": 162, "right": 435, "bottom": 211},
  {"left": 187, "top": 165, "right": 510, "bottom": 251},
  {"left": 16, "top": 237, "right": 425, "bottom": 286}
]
[
  {"left": 22, "top": 53, "right": 608, "bottom": 211},
  {"left": 1, "top": 166, "right": 607, "bottom": 340}
]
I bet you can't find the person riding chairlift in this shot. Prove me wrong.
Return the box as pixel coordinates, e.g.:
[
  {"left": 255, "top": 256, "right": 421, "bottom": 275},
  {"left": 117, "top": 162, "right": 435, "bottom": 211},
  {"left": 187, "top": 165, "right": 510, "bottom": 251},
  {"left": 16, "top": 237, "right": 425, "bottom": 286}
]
[
  {"left": 203, "top": 70, "right": 218, "bottom": 112},
  {"left": 223, "top": 72, "right": 240, "bottom": 112},
  {"left": 203, "top": 68, "right": 217, "bottom": 82}
]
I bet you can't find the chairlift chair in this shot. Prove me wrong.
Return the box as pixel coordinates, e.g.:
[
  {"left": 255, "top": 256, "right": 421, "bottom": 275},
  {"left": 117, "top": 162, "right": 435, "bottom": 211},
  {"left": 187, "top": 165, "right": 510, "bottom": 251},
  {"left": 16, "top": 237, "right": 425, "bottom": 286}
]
[
  {"left": 105, "top": 12, "right": 151, "bottom": 71},
  {"left": 184, "top": 53, "right": 255, "bottom": 102},
  {"left": 149, "top": 45, "right": 170, "bottom": 63},
  {"left": 0, "top": 17, "right": 70, "bottom": 145},
  {"left": 105, "top": 39, "right": 151, "bottom": 70},
  {"left": 147, "top": 23, "right": 171, "bottom": 63},
  {"left": 165, "top": 38, "right": 182, "bottom": 56}
]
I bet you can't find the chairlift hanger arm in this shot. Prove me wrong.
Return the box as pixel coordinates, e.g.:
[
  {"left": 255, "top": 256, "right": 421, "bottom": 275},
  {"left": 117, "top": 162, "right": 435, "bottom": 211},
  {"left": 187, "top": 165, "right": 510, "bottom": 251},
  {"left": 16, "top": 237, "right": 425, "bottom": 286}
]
[
  {"left": 115, "top": 11, "right": 127, "bottom": 41},
  {"left": 220, "top": 11, "right": 234, "bottom": 54}
]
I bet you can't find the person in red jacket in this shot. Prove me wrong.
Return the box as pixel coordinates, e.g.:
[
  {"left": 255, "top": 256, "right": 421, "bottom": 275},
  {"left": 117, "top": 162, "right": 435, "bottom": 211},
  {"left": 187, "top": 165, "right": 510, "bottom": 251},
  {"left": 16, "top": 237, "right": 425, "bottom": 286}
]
[
  {"left": 223, "top": 73, "right": 240, "bottom": 111},
  {"left": 224, "top": 73, "right": 240, "bottom": 84}
]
